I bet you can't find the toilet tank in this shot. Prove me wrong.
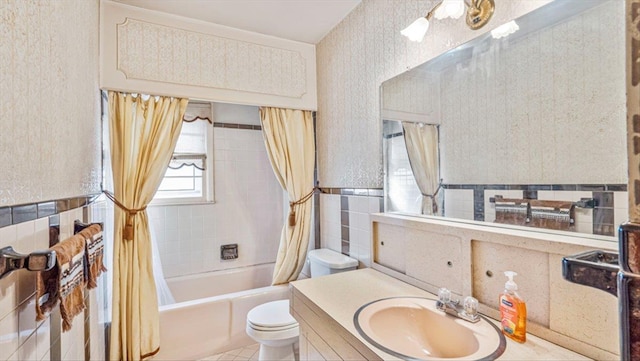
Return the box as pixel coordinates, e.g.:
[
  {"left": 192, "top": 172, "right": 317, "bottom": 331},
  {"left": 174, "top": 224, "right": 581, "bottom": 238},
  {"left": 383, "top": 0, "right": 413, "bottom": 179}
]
[{"left": 307, "top": 249, "right": 358, "bottom": 277}]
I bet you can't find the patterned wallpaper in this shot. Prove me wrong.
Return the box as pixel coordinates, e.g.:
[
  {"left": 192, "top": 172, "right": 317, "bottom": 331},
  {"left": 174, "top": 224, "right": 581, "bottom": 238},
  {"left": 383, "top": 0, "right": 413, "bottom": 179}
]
[
  {"left": 0, "top": 0, "right": 102, "bottom": 206},
  {"left": 316, "top": 0, "right": 552, "bottom": 188},
  {"left": 116, "top": 19, "right": 307, "bottom": 98},
  {"left": 382, "top": 70, "right": 440, "bottom": 120},
  {"left": 102, "top": 1, "right": 317, "bottom": 111}
]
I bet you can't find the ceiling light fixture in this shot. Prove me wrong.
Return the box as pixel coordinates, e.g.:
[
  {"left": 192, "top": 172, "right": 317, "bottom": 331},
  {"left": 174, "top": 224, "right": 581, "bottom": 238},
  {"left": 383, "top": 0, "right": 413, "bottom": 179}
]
[{"left": 401, "top": 0, "right": 495, "bottom": 42}]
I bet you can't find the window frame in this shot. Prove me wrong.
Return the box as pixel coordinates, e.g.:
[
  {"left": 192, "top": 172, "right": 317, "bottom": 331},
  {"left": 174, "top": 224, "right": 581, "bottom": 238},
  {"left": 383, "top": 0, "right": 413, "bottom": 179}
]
[{"left": 151, "top": 102, "right": 215, "bottom": 206}]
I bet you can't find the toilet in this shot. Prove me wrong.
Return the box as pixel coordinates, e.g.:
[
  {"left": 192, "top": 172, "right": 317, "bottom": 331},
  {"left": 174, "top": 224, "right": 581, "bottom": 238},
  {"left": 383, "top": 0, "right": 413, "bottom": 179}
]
[{"left": 246, "top": 248, "right": 358, "bottom": 360}]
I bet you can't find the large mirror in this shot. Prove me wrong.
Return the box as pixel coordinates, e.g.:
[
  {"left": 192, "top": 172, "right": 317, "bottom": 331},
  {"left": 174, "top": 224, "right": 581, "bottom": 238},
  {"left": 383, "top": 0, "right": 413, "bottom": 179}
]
[{"left": 382, "top": 0, "right": 626, "bottom": 241}]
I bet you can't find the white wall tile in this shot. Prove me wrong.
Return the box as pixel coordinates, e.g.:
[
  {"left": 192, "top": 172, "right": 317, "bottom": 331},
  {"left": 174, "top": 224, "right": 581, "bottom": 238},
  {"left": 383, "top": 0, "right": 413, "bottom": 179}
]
[
  {"left": 348, "top": 196, "right": 369, "bottom": 213},
  {"left": 0, "top": 225, "right": 19, "bottom": 322},
  {"left": 0, "top": 311, "right": 20, "bottom": 361},
  {"left": 35, "top": 317, "right": 50, "bottom": 361},
  {"left": 150, "top": 124, "right": 284, "bottom": 278},
  {"left": 17, "top": 297, "right": 36, "bottom": 346},
  {"left": 18, "top": 332, "right": 37, "bottom": 361}
]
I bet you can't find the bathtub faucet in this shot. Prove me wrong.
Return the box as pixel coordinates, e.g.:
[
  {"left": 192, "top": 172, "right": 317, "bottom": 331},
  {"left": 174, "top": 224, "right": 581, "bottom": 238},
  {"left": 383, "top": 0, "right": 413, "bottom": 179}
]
[{"left": 436, "top": 287, "right": 480, "bottom": 323}]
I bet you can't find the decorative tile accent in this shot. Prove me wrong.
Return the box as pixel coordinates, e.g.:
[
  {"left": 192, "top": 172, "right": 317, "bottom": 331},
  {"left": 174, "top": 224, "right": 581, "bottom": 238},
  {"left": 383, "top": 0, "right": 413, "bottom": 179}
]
[
  {"left": 12, "top": 204, "right": 37, "bottom": 224},
  {"left": 0, "top": 195, "right": 100, "bottom": 229},
  {"left": 0, "top": 208, "right": 11, "bottom": 227},
  {"left": 37, "top": 202, "right": 56, "bottom": 219}
]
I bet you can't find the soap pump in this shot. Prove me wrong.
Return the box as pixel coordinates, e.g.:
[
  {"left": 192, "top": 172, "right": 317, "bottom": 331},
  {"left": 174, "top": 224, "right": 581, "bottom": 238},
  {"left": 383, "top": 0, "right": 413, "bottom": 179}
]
[{"left": 499, "top": 271, "right": 527, "bottom": 343}]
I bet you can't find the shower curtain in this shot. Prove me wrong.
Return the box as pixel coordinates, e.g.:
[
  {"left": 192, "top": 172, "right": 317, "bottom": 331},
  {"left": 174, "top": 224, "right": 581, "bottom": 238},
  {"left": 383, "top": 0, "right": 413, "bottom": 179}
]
[
  {"left": 107, "top": 92, "right": 188, "bottom": 360},
  {"left": 402, "top": 122, "right": 441, "bottom": 215},
  {"left": 260, "top": 107, "right": 315, "bottom": 285},
  {"left": 101, "top": 92, "right": 175, "bottom": 316}
]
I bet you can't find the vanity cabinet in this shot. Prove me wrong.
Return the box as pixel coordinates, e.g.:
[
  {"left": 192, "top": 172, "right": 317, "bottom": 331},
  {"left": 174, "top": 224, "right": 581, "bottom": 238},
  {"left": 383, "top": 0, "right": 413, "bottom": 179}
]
[
  {"left": 289, "top": 268, "right": 590, "bottom": 361},
  {"left": 290, "top": 287, "right": 381, "bottom": 361}
]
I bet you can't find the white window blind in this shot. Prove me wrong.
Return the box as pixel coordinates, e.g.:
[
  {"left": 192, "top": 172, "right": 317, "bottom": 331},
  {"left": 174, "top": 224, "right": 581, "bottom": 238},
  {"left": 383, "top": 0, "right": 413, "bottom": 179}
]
[{"left": 154, "top": 102, "right": 213, "bottom": 203}]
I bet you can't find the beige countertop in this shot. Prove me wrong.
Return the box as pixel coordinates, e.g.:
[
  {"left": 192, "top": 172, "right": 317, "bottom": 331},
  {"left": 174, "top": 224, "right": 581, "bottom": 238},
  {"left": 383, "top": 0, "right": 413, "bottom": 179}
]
[{"left": 290, "top": 268, "right": 590, "bottom": 360}]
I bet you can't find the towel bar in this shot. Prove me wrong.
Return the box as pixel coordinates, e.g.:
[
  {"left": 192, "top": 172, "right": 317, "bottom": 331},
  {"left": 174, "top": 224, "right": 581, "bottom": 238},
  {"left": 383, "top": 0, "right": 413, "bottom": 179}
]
[
  {"left": 74, "top": 219, "right": 103, "bottom": 235},
  {"left": 0, "top": 246, "right": 56, "bottom": 279}
]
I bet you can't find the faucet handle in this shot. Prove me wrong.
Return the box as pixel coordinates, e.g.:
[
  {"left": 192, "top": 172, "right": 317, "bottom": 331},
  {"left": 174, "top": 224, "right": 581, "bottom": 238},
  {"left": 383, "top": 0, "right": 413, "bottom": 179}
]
[
  {"left": 438, "top": 287, "right": 451, "bottom": 303},
  {"left": 463, "top": 296, "right": 479, "bottom": 317}
]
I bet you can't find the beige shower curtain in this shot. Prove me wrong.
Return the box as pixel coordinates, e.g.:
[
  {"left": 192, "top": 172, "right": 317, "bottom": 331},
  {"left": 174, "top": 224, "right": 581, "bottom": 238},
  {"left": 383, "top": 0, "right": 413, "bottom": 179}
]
[
  {"left": 260, "top": 107, "right": 315, "bottom": 285},
  {"left": 402, "top": 122, "right": 441, "bottom": 215},
  {"left": 107, "top": 92, "right": 188, "bottom": 360}
]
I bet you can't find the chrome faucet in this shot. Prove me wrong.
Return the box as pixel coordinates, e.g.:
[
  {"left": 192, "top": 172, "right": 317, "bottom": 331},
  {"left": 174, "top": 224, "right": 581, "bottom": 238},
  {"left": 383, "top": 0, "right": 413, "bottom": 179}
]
[{"left": 435, "top": 287, "right": 480, "bottom": 323}]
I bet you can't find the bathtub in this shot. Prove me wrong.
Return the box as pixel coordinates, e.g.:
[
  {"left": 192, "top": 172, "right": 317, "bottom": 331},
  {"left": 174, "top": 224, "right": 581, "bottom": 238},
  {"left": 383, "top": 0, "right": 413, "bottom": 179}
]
[{"left": 155, "top": 263, "right": 290, "bottom": 360}]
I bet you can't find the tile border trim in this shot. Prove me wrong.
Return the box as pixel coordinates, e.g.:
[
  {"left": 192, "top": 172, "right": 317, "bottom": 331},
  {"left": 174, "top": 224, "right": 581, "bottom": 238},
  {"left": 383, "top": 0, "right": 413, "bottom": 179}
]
[
  {"left": 443, "top": 184, "right": 627, "bottom": 192},
  {"left": 318, "top": 188, "right": 384, "bottom": 197},
  {"left": 0, "top": 193, "right": 102, "bottom": 228},
  {"left": 213, "top": 122, "right": 262, "bottom": 130}
]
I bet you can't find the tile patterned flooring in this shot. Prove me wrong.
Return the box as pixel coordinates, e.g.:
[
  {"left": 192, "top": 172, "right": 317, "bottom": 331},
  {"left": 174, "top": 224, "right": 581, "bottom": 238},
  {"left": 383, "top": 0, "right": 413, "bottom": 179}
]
[{"left": 200, "top": 344, "right": 259, "bottom": 361}]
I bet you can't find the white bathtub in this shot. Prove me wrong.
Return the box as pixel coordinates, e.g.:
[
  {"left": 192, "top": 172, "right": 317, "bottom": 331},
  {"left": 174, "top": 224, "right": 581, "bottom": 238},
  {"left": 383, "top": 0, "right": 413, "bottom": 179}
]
[{"left": 155, "top": 263, "right": 290, "bottom": 360}]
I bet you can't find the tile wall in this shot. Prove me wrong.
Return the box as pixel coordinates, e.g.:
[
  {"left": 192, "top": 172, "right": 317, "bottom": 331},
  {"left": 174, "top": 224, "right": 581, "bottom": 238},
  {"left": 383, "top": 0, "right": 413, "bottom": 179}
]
[
  {"left": 319, "top": 190, "right": 383, "bottom": 267},
  {"left": 148, "top": 125, "right": 284, "bottom": 278},
  {"left": 0, "top": 199, "right": 107, "bottom": 361}
]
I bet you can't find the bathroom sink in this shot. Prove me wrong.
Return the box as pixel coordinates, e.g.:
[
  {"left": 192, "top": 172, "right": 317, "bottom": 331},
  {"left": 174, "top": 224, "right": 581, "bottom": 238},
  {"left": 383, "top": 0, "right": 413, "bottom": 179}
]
[{"left": 354, "top": 297, "right": 506, "bottom": 360}]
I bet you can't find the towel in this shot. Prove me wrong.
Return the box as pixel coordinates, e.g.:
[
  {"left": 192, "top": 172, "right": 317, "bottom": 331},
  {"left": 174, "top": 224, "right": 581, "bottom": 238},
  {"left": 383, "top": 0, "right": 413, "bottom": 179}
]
[
  {"left": 78, "top": 224, "right": 107, "bottom": 289},
  {"left": 35, "top": 233, "right": 86, "bottom": 331}
]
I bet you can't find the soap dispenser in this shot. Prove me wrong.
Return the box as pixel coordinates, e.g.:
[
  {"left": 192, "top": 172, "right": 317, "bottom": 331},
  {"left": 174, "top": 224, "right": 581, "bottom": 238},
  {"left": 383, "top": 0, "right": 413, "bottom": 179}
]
[{"left": 499, "top": 271, "right": 527, "bottom": 343}]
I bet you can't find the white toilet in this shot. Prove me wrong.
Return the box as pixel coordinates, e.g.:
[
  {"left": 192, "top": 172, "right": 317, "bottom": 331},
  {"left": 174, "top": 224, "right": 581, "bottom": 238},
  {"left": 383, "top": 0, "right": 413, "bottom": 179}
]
[{"left": 246, "top": 249, "right": 358, "bottom": 361}]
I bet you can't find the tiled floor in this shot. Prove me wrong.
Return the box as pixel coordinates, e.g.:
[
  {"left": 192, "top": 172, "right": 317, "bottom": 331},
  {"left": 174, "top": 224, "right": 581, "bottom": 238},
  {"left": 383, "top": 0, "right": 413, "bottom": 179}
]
[{"left": 200, "top": 344, "right": 259, "bottom": 361}]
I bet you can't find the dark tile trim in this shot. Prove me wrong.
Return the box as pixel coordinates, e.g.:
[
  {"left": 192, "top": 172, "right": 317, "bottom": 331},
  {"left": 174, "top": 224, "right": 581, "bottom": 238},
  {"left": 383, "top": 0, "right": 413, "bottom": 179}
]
[
  {"left": 443, "top": 184, "right": 627, "bottom": 192},
  {"left": 12, "top": 204, "right": 37, "bottom": 224},
  {"left": 0, "top": 207, "right": 11, "bottom": 227},
  {"left": 37, "top": 202, "right": 56, "bottom": 218},
  {"left": 213, "top": 122, "right": 262, "bottom": 131},
  {"left": 318, "top": 187, "right": 384, "bottom": 198},
  {"left": 0, "top": 193, "right": 101, "bottom": 229},
  {"left": 383, "top": 132, "right": 404, "bottom": 139}
]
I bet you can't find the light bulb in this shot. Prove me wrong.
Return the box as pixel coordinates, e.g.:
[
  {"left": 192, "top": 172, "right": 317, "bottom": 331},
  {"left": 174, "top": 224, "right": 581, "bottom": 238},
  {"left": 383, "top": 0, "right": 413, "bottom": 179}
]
[
  {"left": 434, "top": 0, "right": 465, "bottom": 20},
  {"left": 401, "top": 17, "right": 430, "bottom": 42},
  {"left": 491, "top": 20, "right": 520, "bottom": 39}
]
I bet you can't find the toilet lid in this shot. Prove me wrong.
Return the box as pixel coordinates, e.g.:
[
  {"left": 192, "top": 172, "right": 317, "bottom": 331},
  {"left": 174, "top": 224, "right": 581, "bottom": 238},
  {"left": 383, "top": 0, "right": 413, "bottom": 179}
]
[{"left": 247, "top": 300, "right": 298, "bottom": 328}]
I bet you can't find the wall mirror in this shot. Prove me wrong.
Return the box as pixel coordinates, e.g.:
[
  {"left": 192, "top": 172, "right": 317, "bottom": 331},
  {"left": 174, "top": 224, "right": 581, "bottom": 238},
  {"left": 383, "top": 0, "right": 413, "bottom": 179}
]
[{"left": 382, "top": 0, "right": 626, "bottom": 241}]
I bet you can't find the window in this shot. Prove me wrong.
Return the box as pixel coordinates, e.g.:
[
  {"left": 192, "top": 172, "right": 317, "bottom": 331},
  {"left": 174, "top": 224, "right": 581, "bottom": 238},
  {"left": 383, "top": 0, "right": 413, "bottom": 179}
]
[{"left": 153, "top": 103, "right": 214, "bottom": 204}]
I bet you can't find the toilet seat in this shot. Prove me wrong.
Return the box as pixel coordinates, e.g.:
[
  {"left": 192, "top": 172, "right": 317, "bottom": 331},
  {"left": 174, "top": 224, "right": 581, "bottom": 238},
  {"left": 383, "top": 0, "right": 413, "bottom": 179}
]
[
  {"left": 246, "top": 300, "right": 298, "bottom": 329},
  {"left": 248, "top": 322, "right": 298, "bottom": 332}
]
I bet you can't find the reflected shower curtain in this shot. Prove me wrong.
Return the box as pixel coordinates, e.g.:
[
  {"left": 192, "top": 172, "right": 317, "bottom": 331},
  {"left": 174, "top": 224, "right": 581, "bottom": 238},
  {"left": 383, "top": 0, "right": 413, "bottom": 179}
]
[
  {"left": 402, "top": 122, "right": 441, "bottom": 215},
  {"left": 260, "top": 107, "right": 315, "bottom": 285},
  {"left": 107, "top": 92, "right": 188, "bottom": 360}
]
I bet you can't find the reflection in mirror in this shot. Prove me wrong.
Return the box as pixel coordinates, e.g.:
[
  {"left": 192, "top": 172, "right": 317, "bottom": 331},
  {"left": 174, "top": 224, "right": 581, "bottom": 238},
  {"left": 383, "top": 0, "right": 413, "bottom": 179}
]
[{"left": 382, "top": 0, "right": 626, "bottom": 241}]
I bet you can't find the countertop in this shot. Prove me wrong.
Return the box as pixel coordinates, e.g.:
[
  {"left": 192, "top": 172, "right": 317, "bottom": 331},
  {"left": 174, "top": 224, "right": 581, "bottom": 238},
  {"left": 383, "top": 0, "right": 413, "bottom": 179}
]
[{"left": 290, "top": 268, "right": 590, "bottom": 360}]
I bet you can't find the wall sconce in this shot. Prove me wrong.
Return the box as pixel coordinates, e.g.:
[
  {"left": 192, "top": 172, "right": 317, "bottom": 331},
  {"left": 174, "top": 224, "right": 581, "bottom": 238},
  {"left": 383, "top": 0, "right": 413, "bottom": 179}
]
[{"left": 401, "top": 0, "right": 495, "bottom": 42}]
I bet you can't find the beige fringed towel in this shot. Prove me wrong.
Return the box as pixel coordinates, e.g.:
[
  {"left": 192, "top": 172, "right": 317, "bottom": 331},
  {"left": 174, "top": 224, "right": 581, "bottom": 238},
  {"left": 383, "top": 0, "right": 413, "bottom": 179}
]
[
  {"left": 78, "top": 224, "right": 106, "bottom": 289},
  {"left": 36, "top": 233, "right": 86, "bottom": 331}
]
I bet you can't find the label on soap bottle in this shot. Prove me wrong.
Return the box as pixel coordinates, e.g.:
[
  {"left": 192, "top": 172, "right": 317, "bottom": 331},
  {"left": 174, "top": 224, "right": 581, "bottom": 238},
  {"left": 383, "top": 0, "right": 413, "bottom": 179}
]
[{"left": 499, "top": 294, "right": 526, "bottom": 342}]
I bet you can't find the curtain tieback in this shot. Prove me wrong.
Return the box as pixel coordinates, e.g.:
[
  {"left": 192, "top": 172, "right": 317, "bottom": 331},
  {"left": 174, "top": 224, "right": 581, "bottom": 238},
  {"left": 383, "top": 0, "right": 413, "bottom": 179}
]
[
  {"left": 288, "top": 188, "right": 317, "bottom": 227},
  {"left": 103, "top": 190, "right": 147, "bottom": 240},
  {"left": 421, "top": 184, "right": 442, "bottom": 199},
  {"left": 421, "top": 184, "right": 442, "bottom": 214}
]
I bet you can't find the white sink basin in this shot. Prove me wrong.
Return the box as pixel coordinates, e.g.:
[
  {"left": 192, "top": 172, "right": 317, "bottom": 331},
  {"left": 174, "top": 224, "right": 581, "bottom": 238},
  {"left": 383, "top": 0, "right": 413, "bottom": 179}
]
[{"left": 354, "top": 297, "right": 506, "bottom": 360}]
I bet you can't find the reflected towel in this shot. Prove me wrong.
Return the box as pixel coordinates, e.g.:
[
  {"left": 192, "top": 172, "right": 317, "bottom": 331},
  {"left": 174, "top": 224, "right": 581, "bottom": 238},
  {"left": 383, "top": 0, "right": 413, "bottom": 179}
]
[
  {"left": 78, "top": 224, "right": 106, "bottom": 289},
  {"left": 35, "top": 233, "right": 86, "bottom": 331}
]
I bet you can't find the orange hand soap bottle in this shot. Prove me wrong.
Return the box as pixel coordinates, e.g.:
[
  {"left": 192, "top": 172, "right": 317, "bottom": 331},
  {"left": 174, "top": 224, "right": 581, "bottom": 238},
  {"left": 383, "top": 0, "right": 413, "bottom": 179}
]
[{"left": 499, "top": 271, "right": 527, "bottom": 343}]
